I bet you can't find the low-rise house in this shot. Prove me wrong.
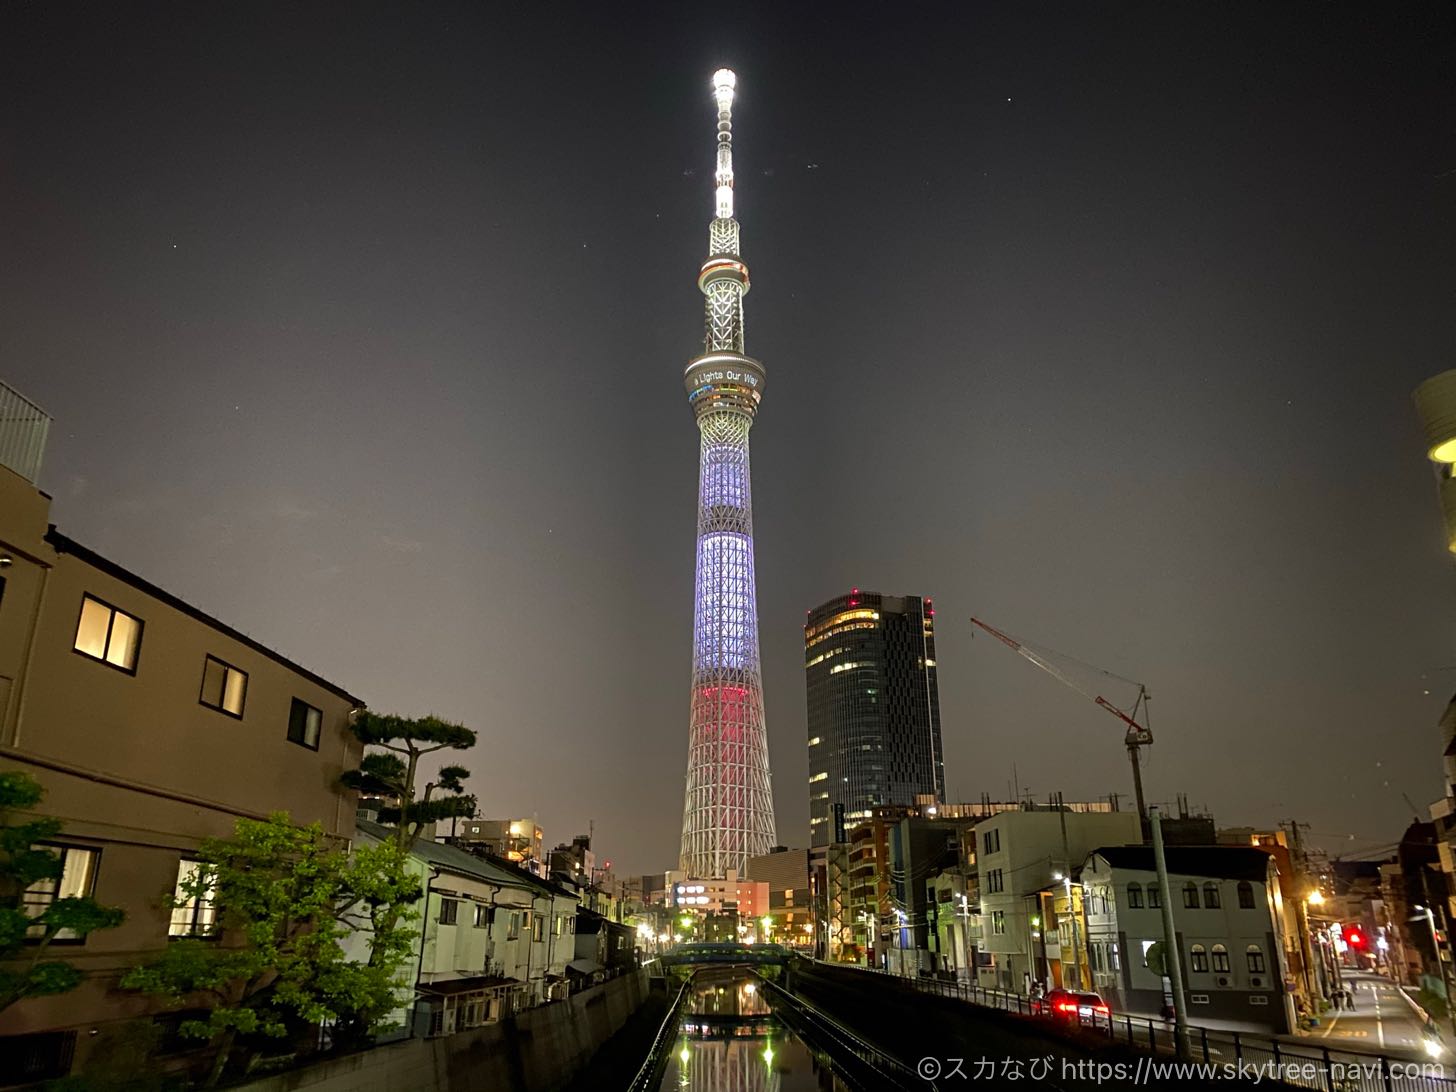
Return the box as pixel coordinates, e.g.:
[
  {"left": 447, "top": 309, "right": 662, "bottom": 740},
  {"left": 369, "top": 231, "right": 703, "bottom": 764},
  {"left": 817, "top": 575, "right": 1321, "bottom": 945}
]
[
  {"left": 353, "top": 821, "right": 578, "bottom": 1037},
  {"left": 1081, "top": 845, "right": 1294, "bottom": 1033}
]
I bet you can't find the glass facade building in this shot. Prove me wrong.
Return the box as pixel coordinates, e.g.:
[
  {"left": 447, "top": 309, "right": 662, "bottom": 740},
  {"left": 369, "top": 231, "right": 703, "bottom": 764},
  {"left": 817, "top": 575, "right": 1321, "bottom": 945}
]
[{"left": 804, "top": 590, "right": 945, "bottom": 847}]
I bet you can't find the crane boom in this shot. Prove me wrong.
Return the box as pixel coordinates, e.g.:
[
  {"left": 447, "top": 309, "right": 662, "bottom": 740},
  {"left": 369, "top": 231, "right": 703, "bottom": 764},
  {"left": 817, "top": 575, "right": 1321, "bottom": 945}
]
[{"left": 969, "top": 615, "right": 1154, "bottom": 820}]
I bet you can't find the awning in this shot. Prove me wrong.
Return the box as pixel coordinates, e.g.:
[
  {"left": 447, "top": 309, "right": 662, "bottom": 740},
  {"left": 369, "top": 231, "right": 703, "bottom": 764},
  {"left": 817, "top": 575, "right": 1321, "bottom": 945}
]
[
  {"left": 417, "top": 975, "right": 518, "bottom": 996},
  {"left": 567, "top": 959, "right": 604, "bottom": 976}
]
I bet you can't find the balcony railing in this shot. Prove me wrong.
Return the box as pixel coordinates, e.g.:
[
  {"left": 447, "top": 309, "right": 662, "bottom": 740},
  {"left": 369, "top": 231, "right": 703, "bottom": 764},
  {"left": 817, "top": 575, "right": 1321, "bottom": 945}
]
[{"left": 0, "top": 381, "right": 51, "bottom": 484}]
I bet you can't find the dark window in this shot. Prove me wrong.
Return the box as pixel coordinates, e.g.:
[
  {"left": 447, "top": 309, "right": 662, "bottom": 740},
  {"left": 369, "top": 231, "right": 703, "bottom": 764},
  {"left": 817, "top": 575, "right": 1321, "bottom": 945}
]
[
  {"left": 1237, "top": 881, "right": 1255, "bottom": 909},
  {"left": 991, "top": 910, "right": 1006, "bottom": 935},
  {"left": 1211, "top": 945, "right": 1230, "bottom": 973},
  {"left": 72, "top": 594, "right": 143, "bottom": 673},
  {"left": 985, "top": 869, "right": 1003, "bottom": 893},
  {"left": 21, "top": 844, "right": 100, "bottom": 942},
  {"left": 1126, "top": 883, "right": 1143, "bottom": 909},
  {"left": 1147, "top": 884, "right": 1161, "bottom": 909},
  {"left": 0, "top": 1030, "right": 76, "bottom": 1082},
  {"left": 1182, "top": 882, "right": 1199, "bottom": 909},
  {"left": 1190, "top": 944, "right": 1208, "bottom": 973},
  {"left": 1246, "top": 946, "right": 1266, "bottom": 974},
  {"left": 152, "top": 1010, "right": 211, "bottom": 1056},
  {"left": 474, "top": 904, "right": 491, "bottom": 929},
  {"left": 1202, "top": 882, "right": 1221, "bottom": 909},
  {"left": 439, "top": 898, "right": 458, "bottom": 926},
  {"left": 287, "top": 698, "right": 322, "bottom": 750},
  {"left": 199, "top": 655, "right": 248, "bottom": 718}
]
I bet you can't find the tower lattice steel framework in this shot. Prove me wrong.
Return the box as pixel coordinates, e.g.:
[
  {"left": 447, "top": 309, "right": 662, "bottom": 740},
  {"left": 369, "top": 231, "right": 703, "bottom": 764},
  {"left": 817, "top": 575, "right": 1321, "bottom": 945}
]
[{"left": 679, "top": 69, "right": 776, "bottom": 877}]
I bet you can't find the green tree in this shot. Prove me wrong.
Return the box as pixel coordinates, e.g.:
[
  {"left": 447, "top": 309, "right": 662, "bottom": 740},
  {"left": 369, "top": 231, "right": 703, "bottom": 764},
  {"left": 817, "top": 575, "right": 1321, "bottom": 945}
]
[
  {"left": 0, "top": 771, "right": 124, "bottom": 1016},
  {"left": 122, "top": 814, "right": 414, "bottom": 1088},
  {"left": 340, "top": 712, "right": 478, "bottom": 853}
]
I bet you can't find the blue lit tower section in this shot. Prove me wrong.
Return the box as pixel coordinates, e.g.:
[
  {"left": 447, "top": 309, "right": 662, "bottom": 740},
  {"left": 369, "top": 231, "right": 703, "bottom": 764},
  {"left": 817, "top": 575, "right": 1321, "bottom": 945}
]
[{"left": 679, "top": 69, "right": 776, "bottom": 878}]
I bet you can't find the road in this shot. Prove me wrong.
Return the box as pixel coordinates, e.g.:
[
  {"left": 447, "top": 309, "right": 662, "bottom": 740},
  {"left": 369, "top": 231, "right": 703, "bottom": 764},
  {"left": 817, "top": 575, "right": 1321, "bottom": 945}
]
[{"left": 1314, "top": 970, "right": 1437, "bottom": 1060}]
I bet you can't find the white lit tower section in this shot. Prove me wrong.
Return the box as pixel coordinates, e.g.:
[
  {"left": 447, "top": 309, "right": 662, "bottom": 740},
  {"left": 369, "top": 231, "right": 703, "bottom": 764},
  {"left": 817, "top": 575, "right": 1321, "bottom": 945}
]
[{"left": 679, "top": 69, "right": 776, "bottom": 877}]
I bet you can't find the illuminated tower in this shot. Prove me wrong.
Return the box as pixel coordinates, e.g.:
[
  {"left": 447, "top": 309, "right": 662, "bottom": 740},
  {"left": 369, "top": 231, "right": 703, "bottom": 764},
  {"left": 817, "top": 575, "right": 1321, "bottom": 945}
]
[{"left": 679, "top": 69, "right": 776, "bottom": 877}]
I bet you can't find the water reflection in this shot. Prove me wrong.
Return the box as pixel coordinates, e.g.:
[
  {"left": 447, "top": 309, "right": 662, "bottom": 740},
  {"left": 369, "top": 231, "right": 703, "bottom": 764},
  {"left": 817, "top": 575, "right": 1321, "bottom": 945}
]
[{"left": 657, "top": 973, "right": 851, "bottom": 1092}]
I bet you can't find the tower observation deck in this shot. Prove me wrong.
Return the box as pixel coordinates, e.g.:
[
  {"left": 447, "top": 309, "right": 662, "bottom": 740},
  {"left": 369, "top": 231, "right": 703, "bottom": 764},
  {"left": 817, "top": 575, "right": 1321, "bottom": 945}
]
[{"left": 679, "top": 69, "right": 777, "bottom": 878}]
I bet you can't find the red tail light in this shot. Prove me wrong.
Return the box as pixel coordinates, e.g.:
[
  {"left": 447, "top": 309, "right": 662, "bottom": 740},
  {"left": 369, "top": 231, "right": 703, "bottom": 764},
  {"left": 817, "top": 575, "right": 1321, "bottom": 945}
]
[
  {"left": 1055, "top": 1002, "right": 1078, "bottom": 1012},
  {"left": 1094, "top": 1004, "right": 1109, "bottom": 1015}
]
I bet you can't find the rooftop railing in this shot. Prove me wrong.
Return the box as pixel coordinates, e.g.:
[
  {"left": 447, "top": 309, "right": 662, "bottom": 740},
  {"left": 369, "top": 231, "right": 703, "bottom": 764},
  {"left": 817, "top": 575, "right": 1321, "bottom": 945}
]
[{"left": 0, "top": 381, "right": 51, "bottom": 484}]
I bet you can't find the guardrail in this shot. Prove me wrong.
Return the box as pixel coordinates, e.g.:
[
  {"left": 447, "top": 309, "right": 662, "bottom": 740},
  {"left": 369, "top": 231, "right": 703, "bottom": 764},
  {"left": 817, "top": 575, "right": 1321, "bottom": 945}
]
[
  {"left": 755, "top": 973, "right": 938, "bottom": 1091},
  {"left": 809, "top": 960, "right": 1456, "bottom": 1092},
  {"left": 626, "top": 975, "right": 694, "bottom": 1092}
]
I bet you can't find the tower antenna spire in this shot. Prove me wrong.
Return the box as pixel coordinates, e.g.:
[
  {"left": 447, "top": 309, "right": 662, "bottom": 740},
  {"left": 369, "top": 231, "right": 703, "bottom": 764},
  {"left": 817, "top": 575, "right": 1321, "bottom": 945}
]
[{"left": 712, "top": 68, "right": 736, "bottom": 219}]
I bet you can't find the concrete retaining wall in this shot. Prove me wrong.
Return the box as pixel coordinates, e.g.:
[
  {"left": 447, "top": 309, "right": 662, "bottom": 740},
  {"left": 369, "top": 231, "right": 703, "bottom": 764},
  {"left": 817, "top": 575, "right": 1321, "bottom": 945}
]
[{"left": 236, "top": 970, "right": 650, "bottom": 1092}]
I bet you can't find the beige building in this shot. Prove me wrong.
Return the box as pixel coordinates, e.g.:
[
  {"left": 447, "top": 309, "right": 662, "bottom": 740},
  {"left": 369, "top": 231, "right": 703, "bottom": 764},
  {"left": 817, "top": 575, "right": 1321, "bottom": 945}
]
[{"left": 0, "top": 382, "right": 363, "bottom": 1081}]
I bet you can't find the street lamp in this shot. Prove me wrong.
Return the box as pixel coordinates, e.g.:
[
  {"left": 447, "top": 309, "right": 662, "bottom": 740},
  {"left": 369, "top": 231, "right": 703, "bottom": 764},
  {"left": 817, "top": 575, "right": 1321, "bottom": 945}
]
[{"left": 1413, "top": 904, "right": 1456, "bottom": 1038}]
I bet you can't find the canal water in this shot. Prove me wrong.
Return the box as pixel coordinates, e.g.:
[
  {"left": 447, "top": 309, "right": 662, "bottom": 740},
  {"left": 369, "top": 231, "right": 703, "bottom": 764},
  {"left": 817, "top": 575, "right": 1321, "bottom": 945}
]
[{"left": 656, "top": 971, "right": 854, "bottom": 1092}]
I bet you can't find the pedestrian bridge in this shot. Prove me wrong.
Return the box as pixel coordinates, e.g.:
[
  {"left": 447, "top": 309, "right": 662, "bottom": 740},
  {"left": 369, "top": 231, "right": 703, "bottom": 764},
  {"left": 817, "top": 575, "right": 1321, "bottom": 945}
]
[{"left": 658, "top": 942, "right": 793, "bottom": 980}]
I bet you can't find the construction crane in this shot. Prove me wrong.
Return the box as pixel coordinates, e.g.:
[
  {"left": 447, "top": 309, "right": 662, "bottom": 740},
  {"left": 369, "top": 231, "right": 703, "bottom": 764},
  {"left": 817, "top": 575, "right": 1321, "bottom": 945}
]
[{"left": 969, "top": 616, "right": 1154, "bottom": 822}]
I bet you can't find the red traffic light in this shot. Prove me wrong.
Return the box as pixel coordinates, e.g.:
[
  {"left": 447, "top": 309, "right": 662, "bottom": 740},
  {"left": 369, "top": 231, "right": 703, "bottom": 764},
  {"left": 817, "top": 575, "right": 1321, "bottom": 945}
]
[{"left": 1343, "top": 926, "right": 1366, "bottom": 948}]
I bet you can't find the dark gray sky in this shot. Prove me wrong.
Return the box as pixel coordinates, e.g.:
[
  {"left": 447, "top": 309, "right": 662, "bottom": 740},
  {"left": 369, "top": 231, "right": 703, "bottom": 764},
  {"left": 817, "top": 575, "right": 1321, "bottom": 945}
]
[{"left": 4, "top": 3, "right": 1455, "bottom": 874}]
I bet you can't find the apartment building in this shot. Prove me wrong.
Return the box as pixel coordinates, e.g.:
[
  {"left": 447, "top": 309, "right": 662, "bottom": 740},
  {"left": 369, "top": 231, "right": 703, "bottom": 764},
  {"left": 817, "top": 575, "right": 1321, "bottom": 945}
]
[
  {"left": 0, "top": 382, "right": 363, "bottom": 1081},
  {"left": 1081, "top": 845, "right": 1294, "bottom": 1033}
]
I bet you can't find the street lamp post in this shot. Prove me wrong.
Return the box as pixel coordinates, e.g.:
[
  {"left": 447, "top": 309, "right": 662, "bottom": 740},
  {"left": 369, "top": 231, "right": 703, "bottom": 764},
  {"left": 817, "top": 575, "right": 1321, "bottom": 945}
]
[{"left": 1414, "top": 904, "right": 1456, "bottom": 1039}]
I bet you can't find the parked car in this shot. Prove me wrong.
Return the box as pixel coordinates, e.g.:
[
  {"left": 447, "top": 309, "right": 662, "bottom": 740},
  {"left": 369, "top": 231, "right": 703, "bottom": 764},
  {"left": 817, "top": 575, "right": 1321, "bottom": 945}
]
[{"left": 1041, "top": 989, "right": 1110, "bottom": 1025}]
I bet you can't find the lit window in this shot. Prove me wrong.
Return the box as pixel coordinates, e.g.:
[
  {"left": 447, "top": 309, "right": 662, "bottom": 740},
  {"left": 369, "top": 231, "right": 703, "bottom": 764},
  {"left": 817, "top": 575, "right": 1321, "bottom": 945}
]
[
  {"left": 287, "top": 698, "right": 322, "bottom": 750},
  {"left": 1246, "top": 945, "right": 1266, "bottom": 974},
  {"left": 991, "top": 910, "right": 1006, "bottom": 935},
  {"left": 532, "top": 915, "right": 544, "bottom": 941},
  {"left": 809, "top": 772, "right": 827, "bottom": 783},
  {"left": 73, "top": 595, "right": 143, "bottom": 672},
  {"left": 199, "top": 655, "right": 248, "bottom": 718},
  {"left": 168, "top": 859, "right": 218, "bottom": 938},
  {"left": 474, "top": 904, "right": 491, "bottom": 928},
  {"left": 22, "top": 845, "right": 100, "bottom": 941},
  {"left": 808, "top": 737, "right": 822, "bottom": 746},
  {"left": 1190, "top": 943, "right": 1208, "bottom": 973},
  {"left": 1211, "top": 944, "right": 1230, "bottom": 973}
]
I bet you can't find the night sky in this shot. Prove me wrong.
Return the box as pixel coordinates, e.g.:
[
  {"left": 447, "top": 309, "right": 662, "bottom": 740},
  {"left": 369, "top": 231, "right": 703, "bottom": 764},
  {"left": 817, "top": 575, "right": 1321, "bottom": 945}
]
[{"left": 4, "top": 3, "right": 1456, "bottom": 875}]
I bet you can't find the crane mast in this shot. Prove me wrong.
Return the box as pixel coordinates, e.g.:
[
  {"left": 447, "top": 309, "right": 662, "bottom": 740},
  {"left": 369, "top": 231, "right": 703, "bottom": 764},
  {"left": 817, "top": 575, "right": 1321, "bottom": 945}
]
[{"left": 969, "top": 616, "right": 1153, "bottom": 822}]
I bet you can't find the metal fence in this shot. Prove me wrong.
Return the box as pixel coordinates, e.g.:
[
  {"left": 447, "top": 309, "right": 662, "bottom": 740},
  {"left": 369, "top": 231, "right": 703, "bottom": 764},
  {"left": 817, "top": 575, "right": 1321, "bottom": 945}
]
[{"left": 812, "top": 960, "right": 1456, "bottom": 1092}]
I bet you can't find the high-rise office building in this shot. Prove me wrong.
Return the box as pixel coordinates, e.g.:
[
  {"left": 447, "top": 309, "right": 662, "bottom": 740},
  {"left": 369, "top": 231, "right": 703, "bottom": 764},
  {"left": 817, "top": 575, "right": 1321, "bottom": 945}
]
[
  {"left": 804, "top": 590, "right": 945, "bottom": 847},
  {"left": 678, "top": 70, "right": 776, "bottom": 877}
]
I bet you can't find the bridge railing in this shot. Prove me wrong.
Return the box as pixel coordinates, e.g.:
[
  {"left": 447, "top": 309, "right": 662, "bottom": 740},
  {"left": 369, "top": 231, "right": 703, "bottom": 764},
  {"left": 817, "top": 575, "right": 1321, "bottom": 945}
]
[{"left": 626, "top": 976, "right": 695, "bottom": 1092}]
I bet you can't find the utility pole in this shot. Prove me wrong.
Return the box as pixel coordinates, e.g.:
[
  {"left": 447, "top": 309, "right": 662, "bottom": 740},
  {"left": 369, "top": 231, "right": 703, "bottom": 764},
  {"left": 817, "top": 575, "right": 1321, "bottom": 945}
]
[
  {"left": 1056, "top": 792, "right": 1084, "bottom": 990},
  {"left": 1151, "top": 807, "right": 1190, "bottom": 1058}
]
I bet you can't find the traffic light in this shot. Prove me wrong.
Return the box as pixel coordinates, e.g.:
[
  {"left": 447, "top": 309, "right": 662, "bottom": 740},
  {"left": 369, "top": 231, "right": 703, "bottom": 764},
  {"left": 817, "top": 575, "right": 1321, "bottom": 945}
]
[{"left": 1343, "top": 925, "right": 1366, "bottom": 949}]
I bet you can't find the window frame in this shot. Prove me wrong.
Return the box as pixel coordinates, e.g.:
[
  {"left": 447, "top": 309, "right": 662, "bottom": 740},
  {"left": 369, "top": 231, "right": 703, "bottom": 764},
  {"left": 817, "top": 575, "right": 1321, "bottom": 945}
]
[
  {"left": 198, "top": 654, "right": 248, "bottom": 719},
  {"left": 438, "top": 898, "right": 459, "bottom": 926},
  {"left": 991, "top": 910, "right": 1006, "bottom": 935},
  {"left": 21, "top": 842, "right": 103, "bottom": 944},
  {"left": 1237, "top": 881, "right": 1255, "bottom": 909},
  {"left": 72, "top": 593, "right": 144, "bottom": 675},
  {"left": 473, "top": 904, "right": 491, "bottom": 929},
  {"left": 1146, "top": 883, "right": 1161, "bottom": 909},
  {"left": 167, "top": 858, "right": 219, "bottom": 939},
  {"left": 1182, "top": 882, "right": 1199, "bottom": 909},
  {"left": 287, "top": 698, "right": 323, "bottom": 751},
  {"left": 1126, "top": 882, "right": 1143, "bottom": 909},
  {"left": 1246, "top": 945, "right": 1266, "bottom": 974},
  {"left": 1190, "top": 943, "right": 1209, "bottom": 973},
  {"left": 1211, "top": 944, "right": 1231, "bottom": 974},
  {"left": 1202, "top": 882, "right": 1221, "bottom": 909}
]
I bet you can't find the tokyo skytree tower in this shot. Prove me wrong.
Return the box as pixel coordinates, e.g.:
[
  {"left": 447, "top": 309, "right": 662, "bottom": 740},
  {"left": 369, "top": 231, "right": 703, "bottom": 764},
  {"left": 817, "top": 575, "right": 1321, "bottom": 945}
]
[{"left": 679, "top": 69, "right": 776, "bottom": 877}]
